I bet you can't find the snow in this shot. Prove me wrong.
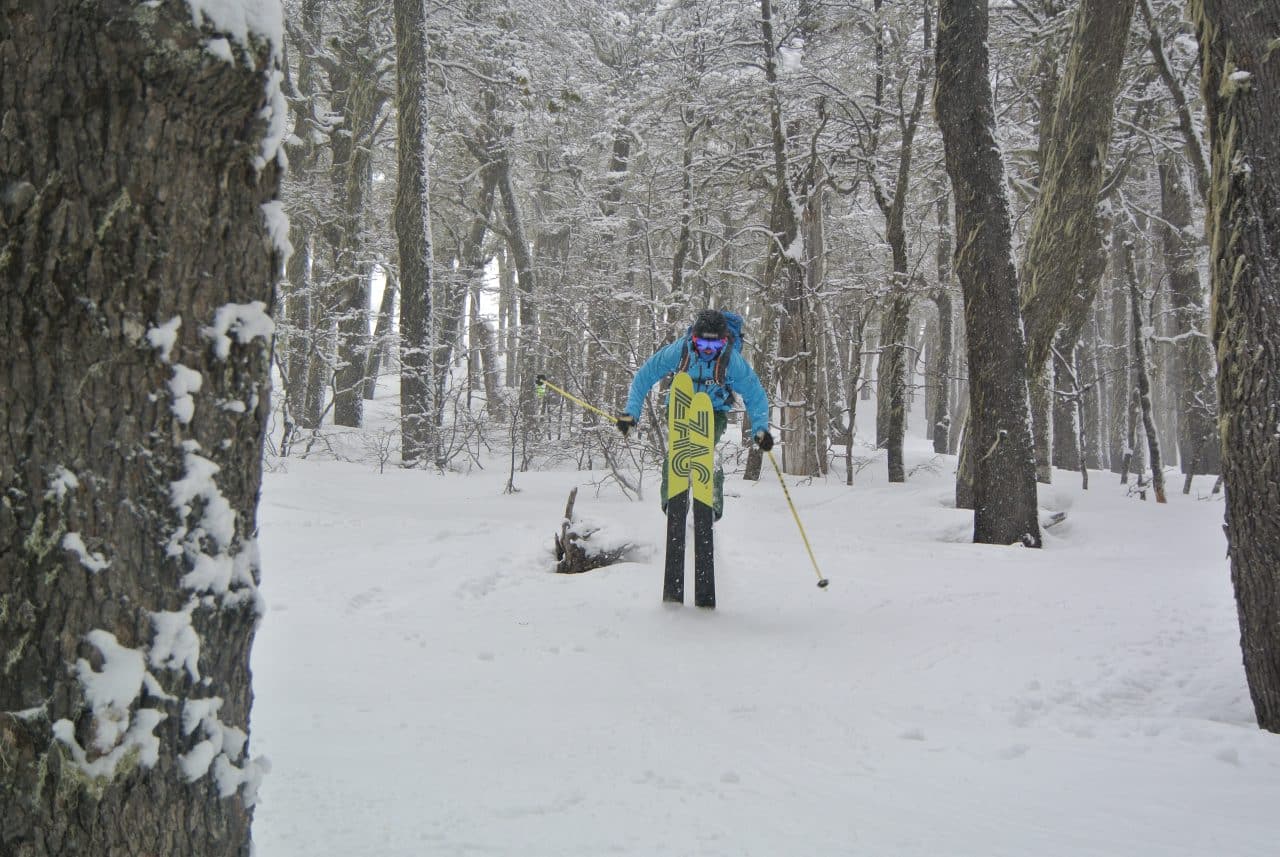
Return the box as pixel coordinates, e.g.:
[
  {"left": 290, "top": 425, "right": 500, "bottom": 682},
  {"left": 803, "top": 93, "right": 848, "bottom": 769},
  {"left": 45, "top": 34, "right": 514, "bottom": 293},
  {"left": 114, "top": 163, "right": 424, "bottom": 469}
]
[
  {"left": 53, "top": 630, "right": 166, "bottom": 779},
  {"left": 45, "top": 465, "right": 79, "bottom": 500},
  {"left": 62, "top": 532, "right": 110, "bottom": 572},
  {"left": 205, "top": 36, "right": 235, "bottom": 63},
  {"left": 203, "top": 301, "right": 274, "bottom": 360},
  {"left": 185, "top": 0, "right": 286, "bottom": 169},
  {"left": 168, "top": 445, "right": 261, "bottom": 609},
  {"left": 779, "top": 41, "right": 805, "bottom": 73},
  {"left": 146, "top": 316, "right": 182, "bottom": 363},
  {"left": 261, "top": 200, "right": 293, "bottom": 263},
  {"left": 249, "top": 411, "right": 1280, "bottom": 856},
  {"left": 150, "top": 600, "right": 202, "bottom": 680},
  {"left": 170, "top": 447, "right": 236, "bottom": 550},
  {"left": 168, "top": 364, "right": 203, "bottom": 424}
]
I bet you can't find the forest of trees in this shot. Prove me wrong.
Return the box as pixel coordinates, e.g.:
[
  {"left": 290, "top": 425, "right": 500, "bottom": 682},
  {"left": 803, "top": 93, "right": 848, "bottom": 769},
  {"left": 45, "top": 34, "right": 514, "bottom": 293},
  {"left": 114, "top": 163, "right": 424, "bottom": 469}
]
[
  {"left": 4, "top": 0, "right": 1280, "bottom": 854},
  {"left": 275, "top": 0, "right": 1230, "bottom": 504}
]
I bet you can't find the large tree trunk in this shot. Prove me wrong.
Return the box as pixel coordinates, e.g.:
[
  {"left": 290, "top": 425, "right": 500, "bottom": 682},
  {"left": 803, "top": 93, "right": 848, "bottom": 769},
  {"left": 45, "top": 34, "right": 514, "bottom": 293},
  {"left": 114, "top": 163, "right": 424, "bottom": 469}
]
[
  {"left": 1020, "top": 0, "right": 1136, "bottom": 469},
  {"left": 0, "top": 3, "right": 280, "bottom": 852},
  {"left": 394, "top": 0, "right": 438, "bottom": 465},
  {"left": 936, "top": 0, "right": 1042, "bottom": 547},
  {"left": 1191, "top": 0, "right": 1280, "bottom": 732}
]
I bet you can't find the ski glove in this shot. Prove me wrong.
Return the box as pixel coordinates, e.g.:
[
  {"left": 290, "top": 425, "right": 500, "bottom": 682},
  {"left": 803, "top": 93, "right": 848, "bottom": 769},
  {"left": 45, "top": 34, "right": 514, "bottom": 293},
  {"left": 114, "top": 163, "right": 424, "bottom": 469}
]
[
  {"left": 754, "top": 429, "right": 775, "bottom": 452},
  {"left": 616, "top": 414, "right": 638, "bottom": 437}
]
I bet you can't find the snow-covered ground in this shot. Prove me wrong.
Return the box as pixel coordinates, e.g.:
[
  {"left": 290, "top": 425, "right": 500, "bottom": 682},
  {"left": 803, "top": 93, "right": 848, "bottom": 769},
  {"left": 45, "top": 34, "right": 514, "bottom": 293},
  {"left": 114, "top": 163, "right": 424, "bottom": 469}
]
[{"left": 249, "top": 422, "right": 1280, "bottom": 856}]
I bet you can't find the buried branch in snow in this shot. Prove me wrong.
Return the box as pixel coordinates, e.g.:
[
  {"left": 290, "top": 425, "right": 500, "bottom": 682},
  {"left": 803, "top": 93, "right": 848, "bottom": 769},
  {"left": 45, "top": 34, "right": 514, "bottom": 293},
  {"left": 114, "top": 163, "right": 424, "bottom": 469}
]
[{"left": 553, "top": 487, "right": 637, "bottom": 574}]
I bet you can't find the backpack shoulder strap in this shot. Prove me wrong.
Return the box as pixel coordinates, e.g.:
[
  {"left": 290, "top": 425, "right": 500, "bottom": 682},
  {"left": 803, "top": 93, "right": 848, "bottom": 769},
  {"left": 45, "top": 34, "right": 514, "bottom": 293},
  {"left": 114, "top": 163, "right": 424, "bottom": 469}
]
[{"left": 676, "top": 338, "right": 691, "bottom": 374}]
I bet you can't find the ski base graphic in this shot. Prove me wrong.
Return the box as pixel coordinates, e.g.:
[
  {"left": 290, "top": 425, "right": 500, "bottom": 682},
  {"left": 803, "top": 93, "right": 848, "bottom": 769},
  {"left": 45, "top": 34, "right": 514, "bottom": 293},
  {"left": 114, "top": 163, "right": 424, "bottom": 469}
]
[{"left": 663, "top": 373, "right": 716, "bottom": 607}]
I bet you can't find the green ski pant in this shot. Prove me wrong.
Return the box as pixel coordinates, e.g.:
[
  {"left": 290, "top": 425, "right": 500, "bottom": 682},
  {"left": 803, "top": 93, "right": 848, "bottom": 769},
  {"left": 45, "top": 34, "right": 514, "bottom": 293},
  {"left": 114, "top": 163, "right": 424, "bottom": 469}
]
[{"left": 660, "top": 410, "right": 728, "bottom": 520}]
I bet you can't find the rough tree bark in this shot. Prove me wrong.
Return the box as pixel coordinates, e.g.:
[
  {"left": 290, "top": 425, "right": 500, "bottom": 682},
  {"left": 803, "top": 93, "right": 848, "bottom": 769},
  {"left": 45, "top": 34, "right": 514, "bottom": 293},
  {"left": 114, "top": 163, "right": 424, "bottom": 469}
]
[
  {"left": 936, "top": 0, "right": 1043, "bottom": 547},
  {"left": 1190, "top": 0, "right": 1280, "bottom": 732},
  {"left": 394, "top": 0, "right": 438, "bottom": 465},
  {"left": 0, "top": 2, "right": 281, "bottom": 853},
  {"left": 1020, "top": 0, "right": 1136, "bottom": 479}
]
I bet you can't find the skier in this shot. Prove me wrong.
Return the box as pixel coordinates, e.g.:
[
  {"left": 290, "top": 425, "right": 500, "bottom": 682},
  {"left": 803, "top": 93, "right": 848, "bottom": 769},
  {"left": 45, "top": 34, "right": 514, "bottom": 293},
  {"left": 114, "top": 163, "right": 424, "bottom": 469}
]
[{"left": 615, "top": 309, "right": 774, "bottom": 520}]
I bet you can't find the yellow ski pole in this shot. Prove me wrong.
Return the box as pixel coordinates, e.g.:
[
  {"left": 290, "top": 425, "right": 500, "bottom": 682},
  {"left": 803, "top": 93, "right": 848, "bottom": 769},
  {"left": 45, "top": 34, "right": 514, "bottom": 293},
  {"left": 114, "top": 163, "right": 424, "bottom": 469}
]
[
  {"left": 535, "top": 375, "right": 619, "bottom": 423},
  {"left": 765, "top": 449, "right": 830, "bottom": 589}
]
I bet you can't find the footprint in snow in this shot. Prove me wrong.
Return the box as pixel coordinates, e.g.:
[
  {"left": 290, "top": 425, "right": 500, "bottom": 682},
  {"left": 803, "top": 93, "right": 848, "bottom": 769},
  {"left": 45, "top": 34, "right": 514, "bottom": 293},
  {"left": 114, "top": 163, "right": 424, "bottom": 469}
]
[
  {"left": 346, "top": 587, "right": 383, "bottom": 613},
  {"left": 998, "top": 743, "right": 1031, "bottom": 760}
]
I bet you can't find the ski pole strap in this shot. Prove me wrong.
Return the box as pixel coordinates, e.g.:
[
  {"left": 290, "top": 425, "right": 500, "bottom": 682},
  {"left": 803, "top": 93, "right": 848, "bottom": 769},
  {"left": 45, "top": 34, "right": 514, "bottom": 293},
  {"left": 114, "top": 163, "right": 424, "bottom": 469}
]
[
  {"left": 766, "top": 450, "right": 829, "bottom": 588},
  {"left": 534, "top": 375, "right": 618, "bottom": 422}
]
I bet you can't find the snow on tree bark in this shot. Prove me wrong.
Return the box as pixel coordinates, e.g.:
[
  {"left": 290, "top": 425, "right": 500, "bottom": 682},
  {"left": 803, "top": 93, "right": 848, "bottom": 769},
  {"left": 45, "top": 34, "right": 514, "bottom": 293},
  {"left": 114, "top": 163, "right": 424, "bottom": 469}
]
[{"left": 0, "top": 0, "right": 282, "bottom": 852}]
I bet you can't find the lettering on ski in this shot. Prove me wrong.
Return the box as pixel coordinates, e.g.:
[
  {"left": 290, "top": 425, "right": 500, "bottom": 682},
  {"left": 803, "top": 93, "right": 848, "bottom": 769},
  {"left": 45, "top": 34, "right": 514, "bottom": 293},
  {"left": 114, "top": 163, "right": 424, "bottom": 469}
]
[
  {"left": 687, "top": 389, "right": 716, "bottom": 608},
  {"left": 665, "top": 374, "right": 717, "bottom": 606},
  {"left": 671, "top": 409, "right": 713, "bottom": 491},
  {"left": 663, "top": 373, "right": 697, "bottom": 603},
  {"left": 666, "top": 375, "right": 694, "bottom": 500}
]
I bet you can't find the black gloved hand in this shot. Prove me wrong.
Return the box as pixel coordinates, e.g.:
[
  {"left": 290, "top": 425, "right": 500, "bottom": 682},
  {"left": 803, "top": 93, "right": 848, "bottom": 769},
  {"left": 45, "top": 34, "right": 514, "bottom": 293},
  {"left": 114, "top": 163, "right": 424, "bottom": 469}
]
[
  {"left": 616, "top": 414, "right": 638, "bottom": 437},
  {"left": 754, "top": 429, "right": 774, "bottom": 452}
]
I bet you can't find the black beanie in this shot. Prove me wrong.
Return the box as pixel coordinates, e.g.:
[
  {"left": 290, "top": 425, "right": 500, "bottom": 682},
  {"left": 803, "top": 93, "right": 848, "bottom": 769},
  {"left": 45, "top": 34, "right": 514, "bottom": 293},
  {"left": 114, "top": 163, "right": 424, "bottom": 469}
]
[{"left": 692, "top": 309, "right": 728, "bottom": 338}]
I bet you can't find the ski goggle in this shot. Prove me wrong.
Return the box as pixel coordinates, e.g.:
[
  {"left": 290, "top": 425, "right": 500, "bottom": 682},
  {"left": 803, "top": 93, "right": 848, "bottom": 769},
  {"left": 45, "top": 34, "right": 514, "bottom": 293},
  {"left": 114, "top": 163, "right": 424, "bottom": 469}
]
[{"left": 692, "top": 335, "right": 727, "bottom": 356}]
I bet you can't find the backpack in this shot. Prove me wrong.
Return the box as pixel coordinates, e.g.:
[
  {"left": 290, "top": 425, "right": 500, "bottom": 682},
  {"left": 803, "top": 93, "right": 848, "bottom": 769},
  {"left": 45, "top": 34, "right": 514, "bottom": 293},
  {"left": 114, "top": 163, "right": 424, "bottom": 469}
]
[{"left": 676, "top": 310, "right": 745, "bottom": 386}]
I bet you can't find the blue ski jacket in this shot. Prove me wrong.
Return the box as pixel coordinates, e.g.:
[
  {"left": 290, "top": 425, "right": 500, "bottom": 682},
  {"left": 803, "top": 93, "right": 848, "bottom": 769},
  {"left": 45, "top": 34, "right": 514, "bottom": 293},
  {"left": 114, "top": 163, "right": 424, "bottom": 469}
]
[{"left": 625, "top": 338, "right": 770, "bottom": 432}]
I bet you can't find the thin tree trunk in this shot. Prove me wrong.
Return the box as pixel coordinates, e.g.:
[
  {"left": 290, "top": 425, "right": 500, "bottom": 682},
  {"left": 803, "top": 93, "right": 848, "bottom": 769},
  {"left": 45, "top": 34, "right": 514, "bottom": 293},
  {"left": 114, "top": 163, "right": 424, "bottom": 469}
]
[
  {"left": 932, "top": 184, "right": 954, "bottom": 455},
  {"left": 1140, "top": 0, "right": 1210, "bottom": 200},
  {"left": 328, "top": 11, "right": 385, "bottom": 428},
  {"left": 1158, "top": 156, "right": 1220, "bottom": 488},
  {"left": 496, "top": 147, "right": 540, "bottom": 441},
  {"left": 871, "top": 3, "right": 931, "bottom": 484},
  {"left": 364, "top": 274, "right": 397, "bottom": 400},
  {"left": 761, "top": 0, "right": 818, "bottom": 477},
  {"left": 1107, "top": 237, "right": 1131, "bottom": 474},
  {"left": 1121, "top": 231, "right": 1167, "bottom": 502},
  {"left": 1051, "top": 337, "right": 1082, "bottom": 472}
]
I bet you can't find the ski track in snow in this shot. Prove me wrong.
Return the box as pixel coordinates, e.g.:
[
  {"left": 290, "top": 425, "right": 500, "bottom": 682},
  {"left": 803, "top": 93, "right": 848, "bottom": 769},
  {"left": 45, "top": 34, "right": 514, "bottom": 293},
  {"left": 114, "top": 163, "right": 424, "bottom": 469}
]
[{"left": 250, "top": 437, "right": 1280, "bottom": 857}]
